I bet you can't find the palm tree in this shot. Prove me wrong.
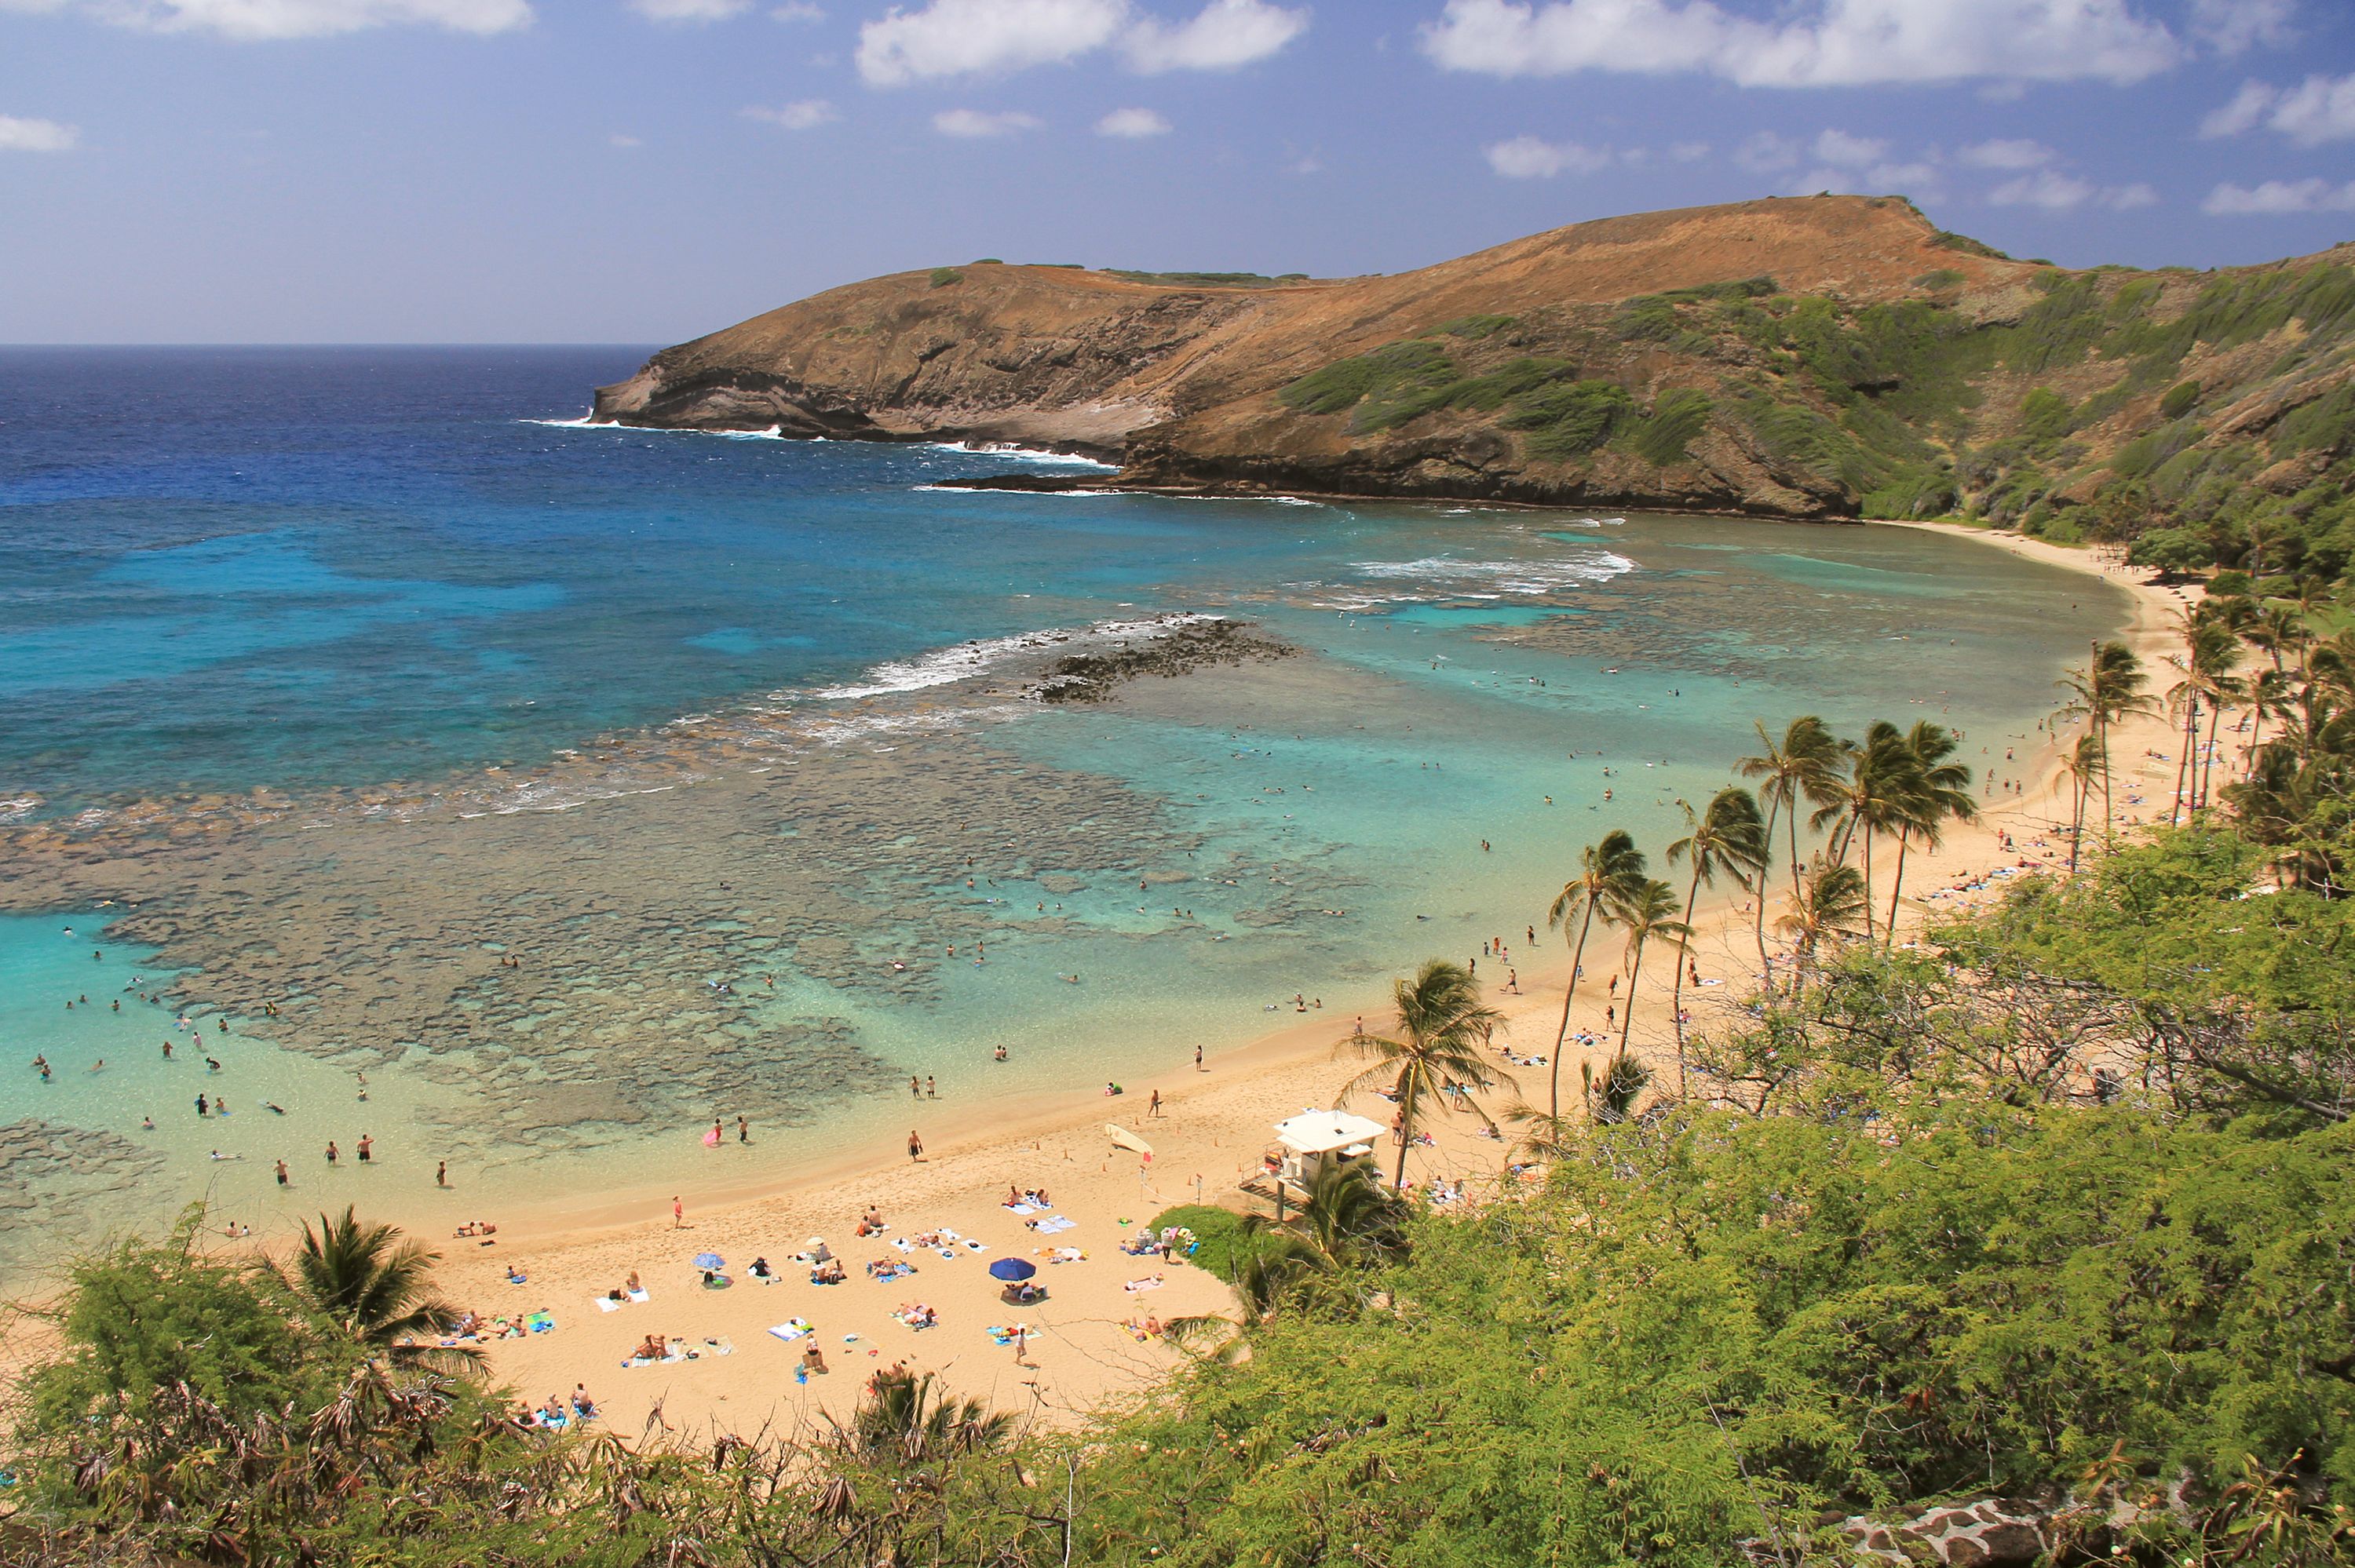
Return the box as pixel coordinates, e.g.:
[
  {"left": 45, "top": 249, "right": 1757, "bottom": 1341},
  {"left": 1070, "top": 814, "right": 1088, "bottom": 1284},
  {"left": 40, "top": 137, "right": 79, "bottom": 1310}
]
[
  {"left": 1666, "top": 787, "right": 1767, "bottom": 1090},
  {"left": 1339, "top": 960, "right": 1508, "bottom": 1190},
  {"left": 285, "top": 1207, "right": 480, "bottom": 1375},
  {"left": 1812, "top": 724, "right": 1921, "bottom": 941},
  {"left": 1231, "top": 1160, "right": 1411, "bottom": 1318},
  {"left": 1776, "top": 862, "right": 1871, "bottom": 987},
  {"left": 1736, "top": 718, "right": 1846, "bottom": 990},
  {"left": 2056, "top": 640, "right": 2149, "bottom": 848},
  {"left": 1737, "top": 716, "right": 1847, "bottom": 899},
  {"left": 1541, "top": 830, "right": 1646, "bottom": 1122},
  {"left": 849, "top": 1368, "right": 1013, "bottom": 1464},
  {"left": 1605, "top": 877, "right": 1690, "bottom": 1075},
  {"left": 2059, "top": 731, "right": 2105, "bottom": 873},
  {"left": 1882, "top": 721, "right": 1975, "bottom": 941},
  {"left": 2166, "top": 615, "right": 2245, "bottom": 820}
]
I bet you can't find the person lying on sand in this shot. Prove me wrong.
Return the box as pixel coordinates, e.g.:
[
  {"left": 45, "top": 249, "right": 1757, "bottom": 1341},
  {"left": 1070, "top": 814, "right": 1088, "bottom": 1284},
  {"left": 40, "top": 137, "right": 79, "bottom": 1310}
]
[{"left": 633, "top": 1334, "right": 667, "bottom": 1361}]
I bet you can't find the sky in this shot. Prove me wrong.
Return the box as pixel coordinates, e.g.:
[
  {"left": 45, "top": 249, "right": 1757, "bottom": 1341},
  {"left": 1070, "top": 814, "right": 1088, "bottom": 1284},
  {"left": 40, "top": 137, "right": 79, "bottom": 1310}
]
[{"left": 2, "top": 0, "right": 2353, "bottom": 344}]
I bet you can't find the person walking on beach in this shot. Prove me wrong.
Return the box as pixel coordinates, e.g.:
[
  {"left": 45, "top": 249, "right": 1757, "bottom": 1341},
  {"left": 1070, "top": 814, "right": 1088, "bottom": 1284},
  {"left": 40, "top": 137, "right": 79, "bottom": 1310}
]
[
  {"left": 1148, "top": 1088, "right": 1163, "bottom": 1118},
  {"left": 907, "top": 1130, "right": 924, "bottom": 1161},
  {"left": 436, "top": 1160, "right": 447, "bottom": 1187},
  {"left": 736, "top": 1116, "right": 749, "bottom": 1143},
  {"left": 1194, "top": 1045, "right": 1203, "bottom": 1072},
  {"left": 910, "top": 1076, "right": 921, "bottom": 1099},
  {"left": 926, "top": 1076, "right": 937, "bottom": 1099},
  {"left": 671, "top": 1195, "right": 684, "bottom": 1228}
]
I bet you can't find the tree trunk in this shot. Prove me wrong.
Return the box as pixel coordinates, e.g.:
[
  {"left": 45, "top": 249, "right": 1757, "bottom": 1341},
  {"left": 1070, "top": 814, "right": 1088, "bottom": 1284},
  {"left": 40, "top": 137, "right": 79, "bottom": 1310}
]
[
  {"left": 1754, "top": 795, "right": 1781, "bottom": 990},
  {"left": 2199, "top": 698, "right": 2225, "bottom": 811},
  {"left": 2098, "top": 709, "right": 2115, "bottom": 848},
  {"left": 1860, "top": 829, "right": 1875, "bottom": 943},
  {"left": 2170, "top": 700, "right": 2196, "bottom": 825},
  {"left": 1884, "top": 830, "right": 1910, "bottom": 946},
  {"left": 1392, "top": 1074, "right": 1417, "bottom": 1191},
  {"left": 1547, "top": 901, "right": 1596, "bottom": 1124},
  {"left": 1673, "top": 868, "right": 1702, "bottom": 1097},
  {"left": 1616, "top": 935, "right": 1647, "bottom": 1062}
]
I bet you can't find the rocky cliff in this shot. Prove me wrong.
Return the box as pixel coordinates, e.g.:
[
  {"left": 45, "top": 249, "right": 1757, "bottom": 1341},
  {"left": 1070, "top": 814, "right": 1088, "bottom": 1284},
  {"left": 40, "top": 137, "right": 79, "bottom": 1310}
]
[{"left": 594, "top": 195, "right": 2355, "bottom": 529}]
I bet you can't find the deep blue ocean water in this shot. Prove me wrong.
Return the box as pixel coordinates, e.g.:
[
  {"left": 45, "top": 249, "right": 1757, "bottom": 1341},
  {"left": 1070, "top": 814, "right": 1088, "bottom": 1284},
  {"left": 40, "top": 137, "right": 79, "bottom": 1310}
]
[{"left": 0, "top": 348, "right": 2127, "bottom": 1255}]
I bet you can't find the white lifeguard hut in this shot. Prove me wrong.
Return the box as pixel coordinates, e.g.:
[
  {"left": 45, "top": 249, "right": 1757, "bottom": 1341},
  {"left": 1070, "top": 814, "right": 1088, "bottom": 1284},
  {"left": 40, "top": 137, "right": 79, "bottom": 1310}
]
[{"left": 1245, "top": 1107, "right": 1389, "bottom": 1216}]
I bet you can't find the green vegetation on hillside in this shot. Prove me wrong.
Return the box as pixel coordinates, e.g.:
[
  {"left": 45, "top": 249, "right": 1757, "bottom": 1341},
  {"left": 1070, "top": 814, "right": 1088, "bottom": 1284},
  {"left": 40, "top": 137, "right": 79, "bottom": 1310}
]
[{"left": 1269, "top": 251, "right": 2355, "bottom": 551}]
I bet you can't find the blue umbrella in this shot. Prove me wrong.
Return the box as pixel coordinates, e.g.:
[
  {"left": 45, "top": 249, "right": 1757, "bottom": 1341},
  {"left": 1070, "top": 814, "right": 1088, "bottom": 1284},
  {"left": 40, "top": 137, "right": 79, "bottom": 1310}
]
[
  {"left": 988, "top": 1257, "right": 1036, "bottom": 1282},
  {"left": 692, "top": 1253, "right": 725, "bottom": 1270}
]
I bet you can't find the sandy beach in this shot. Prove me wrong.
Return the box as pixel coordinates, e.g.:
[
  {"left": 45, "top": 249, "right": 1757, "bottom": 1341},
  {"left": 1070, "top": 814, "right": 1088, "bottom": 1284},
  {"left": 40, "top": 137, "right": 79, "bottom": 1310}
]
[{"left": 0, "top": 520, "right": 2197, "bottom": 1445}]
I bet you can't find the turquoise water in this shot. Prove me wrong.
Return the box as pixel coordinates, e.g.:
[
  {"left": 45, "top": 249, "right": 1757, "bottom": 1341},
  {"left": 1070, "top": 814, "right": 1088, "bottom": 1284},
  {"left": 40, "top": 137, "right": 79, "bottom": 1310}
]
[{"left": 0, "top": 348, "right": 2125, "bottom": 1259}]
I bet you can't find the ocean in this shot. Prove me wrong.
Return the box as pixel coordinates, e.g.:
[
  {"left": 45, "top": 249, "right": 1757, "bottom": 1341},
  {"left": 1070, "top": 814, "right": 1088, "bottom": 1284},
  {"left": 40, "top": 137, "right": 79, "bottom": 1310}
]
[{"left": 0, "top": 346, "right": 2123, "bottom": 1264}]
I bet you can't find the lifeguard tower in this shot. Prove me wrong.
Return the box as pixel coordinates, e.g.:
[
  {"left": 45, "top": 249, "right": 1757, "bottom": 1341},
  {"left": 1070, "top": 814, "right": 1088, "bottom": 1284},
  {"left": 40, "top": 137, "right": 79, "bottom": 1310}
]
[{"left": 1243, "top": 1107, "right": 1389, "bottom": 1218}]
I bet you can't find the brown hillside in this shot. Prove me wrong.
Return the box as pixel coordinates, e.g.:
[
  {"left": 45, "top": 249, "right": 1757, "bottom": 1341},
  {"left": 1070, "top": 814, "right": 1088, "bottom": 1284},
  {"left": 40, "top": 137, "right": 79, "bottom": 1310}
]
[{"left": 593, "top": 195, "right": 2355, "bottom": 528}]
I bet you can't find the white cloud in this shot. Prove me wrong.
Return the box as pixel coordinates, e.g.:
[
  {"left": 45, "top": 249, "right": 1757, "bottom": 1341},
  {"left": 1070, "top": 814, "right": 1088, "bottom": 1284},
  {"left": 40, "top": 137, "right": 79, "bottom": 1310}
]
[
  {"left": 1124, "top": 0, "right": 1305, "bottom": 72},
  {"left": 772, "top": 0, "right": 823, "bottom": 15},
  {"left": 609, "top": 132, "right": 644, "bottom": 147},
  {"left": 630, "top": 0, "right": 747, "bottom": 19},
  {"left": 1795, "top": 156, "right": 1933, "bottom": 195},
  {"left": 2269, "top": 73, "right": 2355, "bottom": 146},
  {"left": 2200, "top": 79, "right": 2276, "bottom": 137},
  {"left": 1988, "top": 169, "right": 2094, "bottom": 208},
  {"left": 1095, "top": 105, "right": 1171, "bottom": 135},
  {"left": 33, "top": 0, "right": 531, "bottom": 38},
  {"left": 1810, "top": 127, "right": 1885, "bottom": 166},
  {"left": 2102, "top": 181, "right": 2157, "bottom": 210},
  {"left": 1958, "top": 137, "right": 2052, "bottom": 170},
  {"left": 857, "top": 0, "right": 1303, "bottom": 84},
  {"left": 2189, "top": 0, "right": 2292, "bottom": 57},
  {"left": 0, "top": 114, "right": 78, "bottom": 151},
  {"left": 1418, "top": 0, "right": 2182, "bottom": 88},
  {"left": 860, "top": 0, "right": 1126, "bottom": 82},
  {"left": 2201, "top": 73, "right": 2355, "bottom": 145},
  {"left": 1734, "top": 130, "right": 1798, "bottom": 171},
  {"left": 1668, "top": 140, "right": 1709, "bottom": 161},
  {"left": 933, "top": 106, "right": 1043, "bottom": 135},
  {"left": 2202, "top": 177, "right": 2355, "bottom": 215},
  {"left": 743, "top": 98, "right": 838, "bottom": 128},
  {"left": 1484, "top": 134, "right": 1610, "bottom": 177}
]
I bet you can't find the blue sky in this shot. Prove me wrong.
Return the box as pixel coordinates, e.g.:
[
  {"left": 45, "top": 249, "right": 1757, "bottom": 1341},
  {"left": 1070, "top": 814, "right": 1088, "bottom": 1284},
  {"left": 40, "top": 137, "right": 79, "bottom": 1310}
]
[{"left": 3, "top": 0, "right": 2353, "bottom": 343}]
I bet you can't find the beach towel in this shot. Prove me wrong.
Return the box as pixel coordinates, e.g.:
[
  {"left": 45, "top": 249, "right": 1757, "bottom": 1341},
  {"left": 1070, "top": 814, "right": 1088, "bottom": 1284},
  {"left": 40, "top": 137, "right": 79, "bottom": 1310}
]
[
  {"left": 626, "top": 1286, "right": 650, "bottom": 1304},
  {"left": 768, "top": 1318, "right": 814, "bottom": 1343},
  {"left": 963, "top": 1238, "right": 988, "bottom": 1253},
  {"left": 893, "top": 1237, "right": 915, "bottom": 1253},
  {"left": 1123, "top": 1277, "right": 1164, "bottom": 1293},
  {"left": 1036, "top": 1216, "right": 1077, "bottom": 1234},
  {"left": 1006, "top": 1202, "right": 1036, "bottom": 1215},
  {"left": 594, "top": 1295, "right": 623, "bottom": 1312},
  {"left": 527, "top": 1312, "right": 556, "bottom": 1333}
]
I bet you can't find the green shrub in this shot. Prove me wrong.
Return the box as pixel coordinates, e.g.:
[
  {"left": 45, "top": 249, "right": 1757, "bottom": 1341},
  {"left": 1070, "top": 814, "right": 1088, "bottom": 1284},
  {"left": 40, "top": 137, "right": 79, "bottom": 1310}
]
[
  {"left": 1911, "top": 268, "right": 1966, "bottom": 290},
  {"left": 2160, "top": 378, "right": 2202, "bottom": 419},
  {"left": 1628, "top": 388, "right": 1713, "bottom": 465},
  {"left": 1440, "top": 313, "right": 1516, "bottom": 339},
  {"left": 929, "top": 267, "right": 964, "bottom": 288},
  {"left": 1145, "top": 1204, "right": 1254, "bottom": 1279},
  {"left": 1508, "top": 378, "right": 1632, "bottom": 460}
]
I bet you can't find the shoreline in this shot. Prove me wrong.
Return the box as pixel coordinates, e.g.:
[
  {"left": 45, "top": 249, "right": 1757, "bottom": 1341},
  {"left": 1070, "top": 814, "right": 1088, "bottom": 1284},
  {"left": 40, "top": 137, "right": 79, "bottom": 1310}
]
[{"left": 0, "top": 516, "right": 2182, "bottom": 1442}]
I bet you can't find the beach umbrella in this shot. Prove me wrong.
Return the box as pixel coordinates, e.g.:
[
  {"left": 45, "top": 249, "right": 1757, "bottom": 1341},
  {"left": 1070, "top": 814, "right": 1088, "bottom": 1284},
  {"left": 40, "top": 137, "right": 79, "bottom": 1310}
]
[
  {"left": 806, "top": 1236, "right": 826, "bottom": 1247},
  {"left": 692, "top": 1253, "right": 725, "bottom": 1270},
  {"left": 988, "top": 1258, "right": 1037, "bottom": 1282}
]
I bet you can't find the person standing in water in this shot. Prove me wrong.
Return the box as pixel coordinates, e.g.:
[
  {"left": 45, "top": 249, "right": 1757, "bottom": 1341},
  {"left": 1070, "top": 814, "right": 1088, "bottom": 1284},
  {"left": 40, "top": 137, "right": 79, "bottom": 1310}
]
[
  {"left": 436, "top": 1160, "right": 447, "bottom": 1187},
  {"left": 325, "top": 1140, "right": 339, "bottom": 1165}
]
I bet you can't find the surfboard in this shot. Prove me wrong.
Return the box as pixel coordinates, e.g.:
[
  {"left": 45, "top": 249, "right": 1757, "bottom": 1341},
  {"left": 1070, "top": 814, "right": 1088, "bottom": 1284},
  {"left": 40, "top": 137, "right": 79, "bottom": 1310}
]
[{"left": 1106, "top": 1123, "right": 1153, "bottom": 1158}]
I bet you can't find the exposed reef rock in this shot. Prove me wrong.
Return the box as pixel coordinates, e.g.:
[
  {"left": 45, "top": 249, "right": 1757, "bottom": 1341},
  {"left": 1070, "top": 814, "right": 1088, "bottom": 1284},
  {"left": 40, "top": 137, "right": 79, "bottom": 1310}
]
[
  {"left": 593, "top": 194, "right": 2355, "bottom": 530},
  {"left": 1028, "top": 618, "right": 1297, "bottom": 704}
]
